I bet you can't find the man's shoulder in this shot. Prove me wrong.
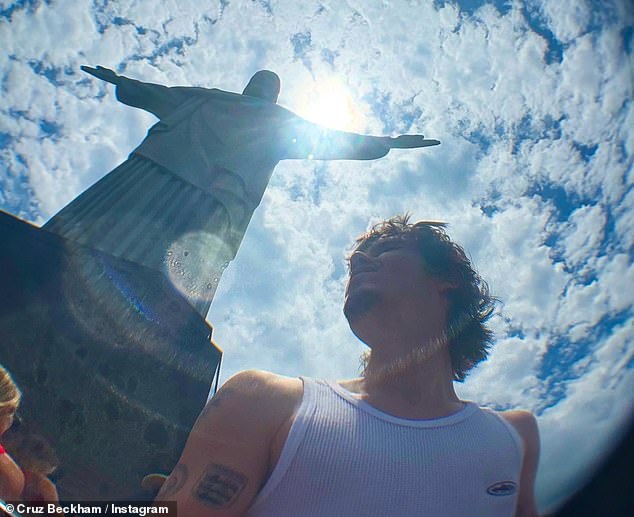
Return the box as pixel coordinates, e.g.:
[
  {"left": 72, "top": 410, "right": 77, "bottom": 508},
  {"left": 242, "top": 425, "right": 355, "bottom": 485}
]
[
  {"left": 222, "top": 369, "right": 303, "bottom": 400},
  {"left": 497, "top": 409, "right": 540, "bottom": 453},
  {"left": 497, "top": 410, "right": 541, "bottom": 516},
  {"left": 498, "top": 410, "right": 538, "bottom": 432},
  {"left": 203, "top": 370, "right": 303, "bottom": 431}
]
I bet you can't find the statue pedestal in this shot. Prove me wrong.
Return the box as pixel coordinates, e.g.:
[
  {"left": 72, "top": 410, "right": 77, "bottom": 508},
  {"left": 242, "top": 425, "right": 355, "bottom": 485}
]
[{"left": 0, "top": 210, "right": 221, "bottom": 499}]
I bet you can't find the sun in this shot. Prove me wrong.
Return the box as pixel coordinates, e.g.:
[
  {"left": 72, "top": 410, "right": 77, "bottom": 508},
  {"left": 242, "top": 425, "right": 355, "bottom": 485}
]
[{"left": 296, "top": 78, "right": 364, "bottom": 131}]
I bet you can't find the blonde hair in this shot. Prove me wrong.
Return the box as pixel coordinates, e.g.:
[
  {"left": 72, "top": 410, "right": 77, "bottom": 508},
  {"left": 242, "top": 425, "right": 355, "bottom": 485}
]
[{"left": 0, "top": 364, "right": 21, "bottom": 410}]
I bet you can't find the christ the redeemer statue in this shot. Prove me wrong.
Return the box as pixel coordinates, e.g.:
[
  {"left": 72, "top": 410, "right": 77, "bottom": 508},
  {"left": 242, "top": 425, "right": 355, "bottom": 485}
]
[{"left": 44, "top": 66, "right": 440, "bottom": 316}]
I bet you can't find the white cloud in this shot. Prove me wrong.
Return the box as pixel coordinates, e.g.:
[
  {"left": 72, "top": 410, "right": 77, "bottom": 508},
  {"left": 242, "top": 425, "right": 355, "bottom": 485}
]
[{"left": 559, "top": 203, "right": 606, "bottom": 268}]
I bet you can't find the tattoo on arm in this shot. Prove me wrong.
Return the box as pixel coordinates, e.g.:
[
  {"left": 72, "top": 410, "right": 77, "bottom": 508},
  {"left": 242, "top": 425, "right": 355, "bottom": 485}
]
[
  {"left": 156, "top": 464, "right": 188, "bottom": 500},
  {"left": 193, "top": 463, "right": 247, "bottom": 508},
  {"left": 199, "top": 387, "right": 237, "bottom": 419}
]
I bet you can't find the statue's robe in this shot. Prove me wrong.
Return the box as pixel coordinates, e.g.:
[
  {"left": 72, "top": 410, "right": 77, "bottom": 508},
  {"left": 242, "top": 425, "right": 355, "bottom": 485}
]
[{"left": 44, "top": 76, "right": 391, "bottom": 316}]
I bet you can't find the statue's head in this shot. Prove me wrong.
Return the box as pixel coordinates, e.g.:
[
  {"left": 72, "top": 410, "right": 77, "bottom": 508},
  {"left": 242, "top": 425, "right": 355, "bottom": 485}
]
[{"left": 243, "top": 70, "right": 281, "bottom": 103}]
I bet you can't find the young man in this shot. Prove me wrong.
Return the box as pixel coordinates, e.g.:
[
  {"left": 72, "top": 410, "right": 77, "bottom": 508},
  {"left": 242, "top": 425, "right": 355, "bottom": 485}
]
[{"left": 156, "top": 216, "right": 540, "bottom": 516}]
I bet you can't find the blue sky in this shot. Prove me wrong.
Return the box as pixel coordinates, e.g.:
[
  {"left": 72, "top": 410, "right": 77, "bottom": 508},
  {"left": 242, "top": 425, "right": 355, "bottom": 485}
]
[{"left": 1, "top": 0, "right": 632, "bottom": 512}]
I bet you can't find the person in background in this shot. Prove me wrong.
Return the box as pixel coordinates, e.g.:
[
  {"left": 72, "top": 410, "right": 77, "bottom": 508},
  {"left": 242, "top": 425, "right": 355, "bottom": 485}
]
[
  {"left": 0, "top": 365, "right": 24, "bottom": 502},
  {"left": 5, "top": 431, "right": 60, "bottom": 503}
]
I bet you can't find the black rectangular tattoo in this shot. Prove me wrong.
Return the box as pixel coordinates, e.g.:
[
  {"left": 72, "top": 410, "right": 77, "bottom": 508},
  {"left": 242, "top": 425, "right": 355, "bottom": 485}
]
[{"left": 193, "top": 463, "right": 247, "bottom": 508}]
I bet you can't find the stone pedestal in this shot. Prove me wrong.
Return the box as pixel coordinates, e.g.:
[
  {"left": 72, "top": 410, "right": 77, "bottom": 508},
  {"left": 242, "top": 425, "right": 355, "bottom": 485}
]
[{"left": 0, "top": 210, "right": 222, "bottom": 499}]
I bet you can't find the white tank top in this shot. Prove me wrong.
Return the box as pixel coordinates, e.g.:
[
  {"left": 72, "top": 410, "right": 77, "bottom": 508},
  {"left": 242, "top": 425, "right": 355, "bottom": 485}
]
[{"left": 246, "top": 378, "right": 524, "bottom": 517}]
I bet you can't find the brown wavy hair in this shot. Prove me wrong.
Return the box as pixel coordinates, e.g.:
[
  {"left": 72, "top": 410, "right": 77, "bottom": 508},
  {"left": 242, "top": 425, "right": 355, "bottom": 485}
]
[{"left": 350, "top": 214, "right": 496, "bottom": 381}]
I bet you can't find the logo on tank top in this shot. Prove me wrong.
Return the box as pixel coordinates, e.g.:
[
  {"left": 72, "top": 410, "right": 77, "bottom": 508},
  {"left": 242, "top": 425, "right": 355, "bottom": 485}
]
[{"left": 486, "top": 481, "right": 517, "bottom": 496}]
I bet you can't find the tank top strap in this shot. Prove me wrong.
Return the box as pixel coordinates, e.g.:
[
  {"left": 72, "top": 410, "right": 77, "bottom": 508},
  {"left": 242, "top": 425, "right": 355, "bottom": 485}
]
[{"left": 247, "top": 377, "right": 319, "bottom": 511}]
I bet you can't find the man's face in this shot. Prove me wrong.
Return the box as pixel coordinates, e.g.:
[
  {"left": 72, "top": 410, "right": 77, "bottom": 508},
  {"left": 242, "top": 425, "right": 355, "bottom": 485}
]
[{"left": 343, "top": 236, "right": 442, "bottom": 324}]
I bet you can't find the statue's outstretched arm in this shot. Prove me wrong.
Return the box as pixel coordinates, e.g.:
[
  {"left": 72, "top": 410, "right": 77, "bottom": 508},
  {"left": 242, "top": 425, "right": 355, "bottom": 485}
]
[
  {"left": 281, "top": 119, "right": 440, "bottom": 161},
  {"left": 81, "top": 65, "right": 121, "bottom": 85},
  {"left": 387, "top": 135, "right": 441, "bottom": 149},
  {"left": 81, "top": 65, "right": 190, "bottom": 119}
]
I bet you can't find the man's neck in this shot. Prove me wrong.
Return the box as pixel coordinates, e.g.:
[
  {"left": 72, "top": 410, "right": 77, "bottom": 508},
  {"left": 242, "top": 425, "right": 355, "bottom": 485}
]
[{"left": 341, "top": 340, "right": 463, "bottom": 420}]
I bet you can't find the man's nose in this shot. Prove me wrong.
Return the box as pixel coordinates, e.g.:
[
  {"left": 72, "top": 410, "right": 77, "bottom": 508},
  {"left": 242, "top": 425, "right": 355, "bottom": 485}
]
[{"left": 349, "top": 250, "right": 380, "bottom": 270}]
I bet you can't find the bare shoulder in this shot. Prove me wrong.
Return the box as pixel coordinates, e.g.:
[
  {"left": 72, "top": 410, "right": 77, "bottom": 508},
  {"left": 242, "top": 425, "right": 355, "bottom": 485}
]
[
  {"left": 500, "top": 410, "right": 539, "bottom": 445},
  {"left": 226, "top": 368, "right": 302, "bottom": 389},
  {"left": 500, "top": 410, "right": 540, "bottom": 517},
  {"left": 199, "top": 370, "right": 303, "bottom": 433},
  {"left": 213, "top": 369, "right": 302, "bottom": 406}
]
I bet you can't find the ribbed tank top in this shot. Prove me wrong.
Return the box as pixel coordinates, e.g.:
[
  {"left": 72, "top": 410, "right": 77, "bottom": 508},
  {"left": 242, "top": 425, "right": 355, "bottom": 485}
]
[{"left": 246, "top": 378, "right": 524, "bottom": 517}]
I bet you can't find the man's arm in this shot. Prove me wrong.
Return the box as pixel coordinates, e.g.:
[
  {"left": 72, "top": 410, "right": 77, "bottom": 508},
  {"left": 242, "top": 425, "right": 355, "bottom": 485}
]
[
  {"left": 280, "top": 117, "right": 440, "bottom": 161},
  {"left": 503, "top": 410, "right": 541, "bottom": 517},
  {"left": 81, "top": 65, "right": 192, "bottom": 119},
  {"left": 154, "top": 370, "right": 302, "bottom": 516}
]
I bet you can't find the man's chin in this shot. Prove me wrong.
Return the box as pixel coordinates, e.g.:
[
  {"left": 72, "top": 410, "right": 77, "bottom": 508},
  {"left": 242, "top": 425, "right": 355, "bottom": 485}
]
[{"left": 343, "top": 291, "right": 380, "bottom": 323}]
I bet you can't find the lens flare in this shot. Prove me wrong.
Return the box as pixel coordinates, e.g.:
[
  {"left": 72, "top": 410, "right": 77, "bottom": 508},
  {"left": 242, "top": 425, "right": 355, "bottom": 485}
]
[
  {"left": 296, "top": 78, "right": 365, "bottom": 131},
  {"left": 165, "top": 231, "right": 233, "bottom": 314}
]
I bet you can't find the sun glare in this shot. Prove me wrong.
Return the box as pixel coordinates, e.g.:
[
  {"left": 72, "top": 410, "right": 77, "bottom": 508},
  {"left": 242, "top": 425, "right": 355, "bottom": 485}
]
[{"left": 297, "top": 78, "right": 364, "bottom": 131}]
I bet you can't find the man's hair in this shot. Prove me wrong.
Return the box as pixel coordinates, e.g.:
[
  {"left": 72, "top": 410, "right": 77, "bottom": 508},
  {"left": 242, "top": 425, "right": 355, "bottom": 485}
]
[
  {"left": 0, "top": 364, "right": 21, "bottom": 410},
  {"left": 349, "top": 214, "right": 496, "bottom": 382}
]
